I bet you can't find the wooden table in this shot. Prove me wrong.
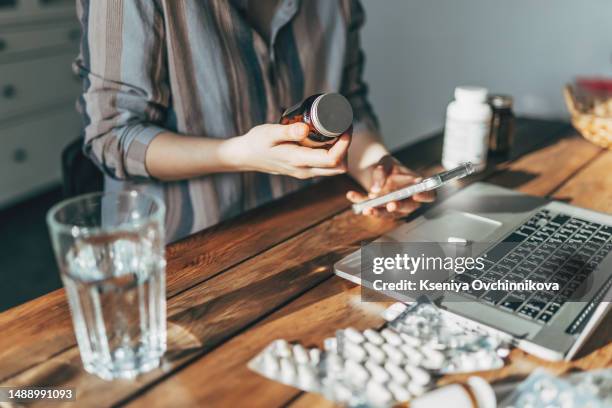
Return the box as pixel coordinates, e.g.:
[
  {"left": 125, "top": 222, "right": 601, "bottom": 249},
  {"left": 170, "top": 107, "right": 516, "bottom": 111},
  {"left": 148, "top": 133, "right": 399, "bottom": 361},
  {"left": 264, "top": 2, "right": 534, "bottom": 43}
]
[{"left": 1, "top": 119, "right": 611, "bottom": 407}]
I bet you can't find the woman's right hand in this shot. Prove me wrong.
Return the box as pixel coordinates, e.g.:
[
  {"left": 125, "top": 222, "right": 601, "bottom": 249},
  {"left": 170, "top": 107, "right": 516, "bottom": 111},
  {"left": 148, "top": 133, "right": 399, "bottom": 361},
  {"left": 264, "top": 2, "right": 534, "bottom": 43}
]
[{"left": 224, "top": 123, "right": 350, "bottom": 179}]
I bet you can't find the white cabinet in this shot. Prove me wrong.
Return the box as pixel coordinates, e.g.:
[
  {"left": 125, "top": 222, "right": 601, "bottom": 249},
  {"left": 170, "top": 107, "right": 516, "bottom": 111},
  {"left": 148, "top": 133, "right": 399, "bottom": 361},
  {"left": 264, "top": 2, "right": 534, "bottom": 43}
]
[
  {"left": 0, "top": 106, "right": 80, "bottom": 204},
  {"left": 0, "top": 53, "right": 81, "bottom": 119},
  {"left": 0, "top": 0, "right": 75, "bottom": 26},
  {"left": 0, "top": 0, "right": 80, "bottom": 207}
]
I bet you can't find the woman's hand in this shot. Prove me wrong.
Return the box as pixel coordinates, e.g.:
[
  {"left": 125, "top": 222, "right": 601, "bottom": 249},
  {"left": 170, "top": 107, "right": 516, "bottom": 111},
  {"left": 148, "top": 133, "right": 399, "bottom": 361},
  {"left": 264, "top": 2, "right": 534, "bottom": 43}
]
[
  {"left": 225, "top": 123, "right": 350, "bottom": 179},
  {"left": 346, "top": 155, "right": 435, "bottom": 217}
]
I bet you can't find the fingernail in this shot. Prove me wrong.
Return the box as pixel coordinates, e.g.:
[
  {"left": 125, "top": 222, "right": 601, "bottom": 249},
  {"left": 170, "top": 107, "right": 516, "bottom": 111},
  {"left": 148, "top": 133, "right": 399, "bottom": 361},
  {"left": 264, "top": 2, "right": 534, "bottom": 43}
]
[{"left": 371, "top": 184, "right": 381, "bottom": 193}]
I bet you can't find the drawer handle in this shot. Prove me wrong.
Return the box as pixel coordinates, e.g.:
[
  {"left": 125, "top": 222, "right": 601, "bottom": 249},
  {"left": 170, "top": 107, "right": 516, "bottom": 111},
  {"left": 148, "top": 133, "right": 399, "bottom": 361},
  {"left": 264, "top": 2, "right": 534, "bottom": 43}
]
[
  {"left": 13, "top": 148, "right": 28, "bottom": 163},
  {"left": 2, "top": 85, "right": 16, "bottom": 99}
]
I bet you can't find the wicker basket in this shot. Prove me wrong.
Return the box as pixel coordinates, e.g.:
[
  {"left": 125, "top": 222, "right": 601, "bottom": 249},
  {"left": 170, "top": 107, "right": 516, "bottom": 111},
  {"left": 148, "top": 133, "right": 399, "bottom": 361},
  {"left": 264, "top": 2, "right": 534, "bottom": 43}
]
[{"left": 564, "top": 84, "right": 612, "bottom": 149}]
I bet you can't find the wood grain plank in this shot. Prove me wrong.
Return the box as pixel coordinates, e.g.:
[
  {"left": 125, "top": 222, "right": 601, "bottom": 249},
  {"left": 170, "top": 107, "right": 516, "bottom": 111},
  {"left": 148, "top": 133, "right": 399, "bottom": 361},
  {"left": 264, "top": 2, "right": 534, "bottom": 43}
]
[
  {"left": 121, "top": 136, "right": 606, "bottom": 407},
  {"left": 485, "top": 136, "right": 603, "bottom": 195},
  {"left": 551, "top": 149, "right": 612, "bottom": 213}
]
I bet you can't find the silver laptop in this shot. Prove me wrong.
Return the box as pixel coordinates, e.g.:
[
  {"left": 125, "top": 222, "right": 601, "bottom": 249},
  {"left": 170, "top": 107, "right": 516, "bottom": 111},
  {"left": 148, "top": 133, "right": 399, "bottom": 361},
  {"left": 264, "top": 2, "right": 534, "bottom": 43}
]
[{"left": 334, "top": 182, "right": 612, "bottom": 361}]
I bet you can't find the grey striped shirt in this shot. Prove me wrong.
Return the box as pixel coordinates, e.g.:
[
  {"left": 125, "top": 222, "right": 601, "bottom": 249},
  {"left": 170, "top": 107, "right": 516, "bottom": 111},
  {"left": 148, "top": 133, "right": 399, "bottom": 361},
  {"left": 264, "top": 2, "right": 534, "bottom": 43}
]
[{"left": 75, "top": 0, "right": 378, "bottom": 242}]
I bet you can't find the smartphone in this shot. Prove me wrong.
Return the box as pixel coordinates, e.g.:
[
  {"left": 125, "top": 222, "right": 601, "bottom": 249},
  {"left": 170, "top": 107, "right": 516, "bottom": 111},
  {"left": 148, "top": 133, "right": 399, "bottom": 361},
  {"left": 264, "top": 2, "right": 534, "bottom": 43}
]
[{"left": 352, "top": 162, "right": 474, "bottom": 214}]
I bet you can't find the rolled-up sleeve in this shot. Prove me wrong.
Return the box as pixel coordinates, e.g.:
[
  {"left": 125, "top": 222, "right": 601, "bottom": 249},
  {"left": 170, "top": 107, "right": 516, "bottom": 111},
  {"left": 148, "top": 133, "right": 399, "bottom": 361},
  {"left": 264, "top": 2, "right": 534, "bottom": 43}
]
[
  {"left": 341, "top": 0, "right": 380, "bottom": 135},
  {"left": 74, "top": 0, "right": 169, "bottom": 180}
]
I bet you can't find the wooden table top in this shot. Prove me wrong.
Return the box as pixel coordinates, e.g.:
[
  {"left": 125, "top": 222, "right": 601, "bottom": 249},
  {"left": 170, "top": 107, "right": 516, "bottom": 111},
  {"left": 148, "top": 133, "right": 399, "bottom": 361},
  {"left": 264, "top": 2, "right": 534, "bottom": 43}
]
[{"left": 1, "top": 119, "right": 611, "bottom": 407}]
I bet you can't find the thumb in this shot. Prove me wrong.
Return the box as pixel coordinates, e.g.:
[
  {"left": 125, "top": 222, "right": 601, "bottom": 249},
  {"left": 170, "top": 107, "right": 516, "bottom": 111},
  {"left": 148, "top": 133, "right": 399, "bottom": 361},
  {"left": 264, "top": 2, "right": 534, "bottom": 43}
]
[
  {"left": 268, "top": 123, "right": 310, "bottom": 144},
  {"left": 370, "top": 164, "right": 388, "bottom": 194}
]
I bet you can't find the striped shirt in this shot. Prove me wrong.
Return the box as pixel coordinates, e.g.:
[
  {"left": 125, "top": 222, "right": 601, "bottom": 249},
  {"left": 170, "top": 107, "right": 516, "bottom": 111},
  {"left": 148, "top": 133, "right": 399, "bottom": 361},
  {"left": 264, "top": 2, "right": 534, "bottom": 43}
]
[{"left": 75, "top": 0, "right": 379, "bottom": 242}]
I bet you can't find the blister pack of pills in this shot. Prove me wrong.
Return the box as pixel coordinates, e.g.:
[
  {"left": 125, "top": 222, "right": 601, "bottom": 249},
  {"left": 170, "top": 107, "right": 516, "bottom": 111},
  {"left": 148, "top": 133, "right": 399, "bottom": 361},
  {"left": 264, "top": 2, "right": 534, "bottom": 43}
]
[
  {"left": 248, "top": 299, "right": 510, "bottom": 407},
  {"left": 248, "top": 339, "right": 324, "bottom": 392},
  {"left": 385, "top": 300, "right": 510, "bottom": 374},
  {"left": 500, "top": 369, "right": 612, "bottom": 408}
]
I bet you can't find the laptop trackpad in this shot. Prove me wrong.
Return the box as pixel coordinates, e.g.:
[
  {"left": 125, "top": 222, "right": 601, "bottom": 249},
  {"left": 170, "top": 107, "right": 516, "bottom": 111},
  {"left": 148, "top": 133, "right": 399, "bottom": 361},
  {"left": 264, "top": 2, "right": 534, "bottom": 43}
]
[{"left": 388, "top": 210, "right": 503, "bottom": 242}]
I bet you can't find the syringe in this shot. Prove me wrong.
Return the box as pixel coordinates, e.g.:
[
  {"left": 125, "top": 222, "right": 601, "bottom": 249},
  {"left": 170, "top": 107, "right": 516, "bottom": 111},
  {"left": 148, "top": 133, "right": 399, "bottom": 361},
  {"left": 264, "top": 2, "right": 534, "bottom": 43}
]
[{"left": 352, "top": 162, "right": 474, "bottom": 214}]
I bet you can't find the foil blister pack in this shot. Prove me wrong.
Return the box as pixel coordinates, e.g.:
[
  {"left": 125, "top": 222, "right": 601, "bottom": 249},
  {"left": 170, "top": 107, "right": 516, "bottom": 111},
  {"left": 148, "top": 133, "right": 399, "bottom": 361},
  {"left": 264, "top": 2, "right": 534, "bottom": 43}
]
[
  {"left": 501, "top": 369, "right": 612, "bottom": 408},
  {"left": 248, "top": 299, "right": 510, "bottom": 407}
]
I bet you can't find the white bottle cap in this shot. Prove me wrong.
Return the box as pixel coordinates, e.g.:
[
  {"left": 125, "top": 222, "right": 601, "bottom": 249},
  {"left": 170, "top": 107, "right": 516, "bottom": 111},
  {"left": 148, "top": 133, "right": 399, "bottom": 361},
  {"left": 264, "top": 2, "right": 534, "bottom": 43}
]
[
  {"left": 411, "top": 377, "right": 496, "bottom": 408},
  {"left": 454, "top": 86, "right": 488, "bottom": 104}
]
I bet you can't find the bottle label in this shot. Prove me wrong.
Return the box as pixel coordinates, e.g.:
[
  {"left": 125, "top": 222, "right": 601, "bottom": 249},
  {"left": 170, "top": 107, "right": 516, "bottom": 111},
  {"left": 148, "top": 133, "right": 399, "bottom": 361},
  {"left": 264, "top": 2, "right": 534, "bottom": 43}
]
[{"left": 442, "top": 118, "right": 490, "bottom": 167}]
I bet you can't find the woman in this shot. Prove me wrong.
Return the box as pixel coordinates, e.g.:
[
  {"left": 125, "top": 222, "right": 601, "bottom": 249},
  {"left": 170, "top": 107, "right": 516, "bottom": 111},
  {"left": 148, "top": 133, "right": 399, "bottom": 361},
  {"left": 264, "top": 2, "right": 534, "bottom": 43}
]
[{"left": 75, "top": 0, "right": 434, "bottom": 242}]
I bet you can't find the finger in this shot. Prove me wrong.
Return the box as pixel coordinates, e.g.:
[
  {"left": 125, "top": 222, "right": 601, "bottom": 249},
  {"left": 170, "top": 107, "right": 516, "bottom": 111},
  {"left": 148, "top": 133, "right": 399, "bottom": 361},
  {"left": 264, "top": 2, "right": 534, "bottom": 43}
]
[
  {"left": 382, "top": 173, "right": 420, "bottom": 191},
  {"left": 413, "top": 189, "right": 436, "bottom": 203},
  {"left": 273, "top": 144, "right": 340, "bottom": 168},
  {"left": 268, "top": 123, "right": 310, "bottom": 143},
  {"left": 386, "top": 199, "right": 420, "bottom": 215},
  {"left": 366, "top": 206, "right": 395, "bottom": 218},
  {"left": 326, "top": 134, "right": 351, "bottom": 164},
  {"left": 370, "top": 164, "right": 389, "bottom": 194},
  {"left": 296, "top": 166, "right": 346, "bottom": 179},
  {"left": 346, "top": 190, "right": 368, "bottom": 203}
]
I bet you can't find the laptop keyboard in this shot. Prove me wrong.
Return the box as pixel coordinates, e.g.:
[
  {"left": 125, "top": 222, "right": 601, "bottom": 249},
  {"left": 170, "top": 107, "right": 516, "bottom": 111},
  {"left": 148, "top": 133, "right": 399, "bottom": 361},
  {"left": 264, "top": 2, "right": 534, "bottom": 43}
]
[{"left": 454, "top": 209, "right": 612, "bottom": 325}]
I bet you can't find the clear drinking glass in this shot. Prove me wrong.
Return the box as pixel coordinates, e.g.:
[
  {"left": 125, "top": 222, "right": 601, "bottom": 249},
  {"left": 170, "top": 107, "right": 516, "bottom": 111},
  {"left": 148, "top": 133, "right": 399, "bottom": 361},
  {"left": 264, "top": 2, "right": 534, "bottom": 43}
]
[{"left": 47, "top": 191, "right": 166, "bottom": 380}]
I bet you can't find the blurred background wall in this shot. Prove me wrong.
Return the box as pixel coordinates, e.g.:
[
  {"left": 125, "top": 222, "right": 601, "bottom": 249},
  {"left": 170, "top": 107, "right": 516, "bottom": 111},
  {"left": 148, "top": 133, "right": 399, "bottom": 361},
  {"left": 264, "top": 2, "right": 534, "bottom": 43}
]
[{"left": 361, "top": 0, "right": 612, "bottom": 149}]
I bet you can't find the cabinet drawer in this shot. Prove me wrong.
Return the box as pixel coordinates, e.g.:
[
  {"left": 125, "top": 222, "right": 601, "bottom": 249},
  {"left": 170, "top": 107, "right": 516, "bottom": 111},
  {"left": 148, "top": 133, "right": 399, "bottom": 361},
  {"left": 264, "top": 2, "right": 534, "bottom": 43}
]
[
  {"left": 0, "top": 106, "right": 80, "bottom": 206},
  {"left": 0, "top": 0, "right": 75, "bottom": 25},
  {"left": 0, "top": 23, "right": 80, "bottom": 57},
  {"left": 0, "top": 52, "right": 81, "bottom": 120}
]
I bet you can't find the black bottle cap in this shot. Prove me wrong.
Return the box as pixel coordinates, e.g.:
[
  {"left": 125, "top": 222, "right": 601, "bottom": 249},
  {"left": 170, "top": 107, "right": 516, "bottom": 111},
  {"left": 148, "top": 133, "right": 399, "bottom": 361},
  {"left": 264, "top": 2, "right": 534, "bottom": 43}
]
[{"left": 311, "top": 93, "right": 353, "bottom": 138}]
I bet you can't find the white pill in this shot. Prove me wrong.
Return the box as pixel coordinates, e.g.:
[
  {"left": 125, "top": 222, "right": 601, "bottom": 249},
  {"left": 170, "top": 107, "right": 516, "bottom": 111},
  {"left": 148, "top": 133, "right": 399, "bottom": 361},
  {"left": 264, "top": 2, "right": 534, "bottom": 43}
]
[
  {"left": 297, "top": 364, "right": 318, "bottom": 390},
  {"left": 363, "top": 342, "right": 387, "bottom": 364},
  {"left": 400, "top": 345, "right": 423, "bottom": 365},
  {"left": 324, "top": 337, "right": 338, "bottom": 352},
  {"left": 381, "top": 328, "right": 403, "bottom": 346},
  {"left": 280, "top": 358, "right": 297, "bottom": 383},
  {"left": 384, "top": 361, "right": 409, "bottom": 384},
  {"left": 406, "top": 366, "right": 431, "bottom": 385},
  {"left": 345, "top": 359, "right": 370, "bottom": 385},
  {"left": 426, "top": 339, "right": 447, "bottom": 350},
  {"left": 333, "top": 383, "right": 353, "bottom": 402},
  {"left": 363, "top": 329, "right": 385, "bottom": 346},
  {"left": 292, "top": 344, "right": 309, "bottom": 364},
  {"left": 365, "top": 360, "right": 391, "bottom": 383},
  {"left": 421, "top": 348, "right": 445, "bottom": 370},
  {"left": 366, "top": 381, "right": 393, "bottom": 406},
  {"left": 381, "top": 343, "right": 404, "bottom": 365},
  {"left": 388, "top": 381, "right": 412, "bottom": 402},
  {"left": 263, "top": 352, "right": 280, "bottom": 376},
  {"left": 400, "top": 333, "right": 422, "bottom": 347},
  {"left": 309, "top": 348, "right": 321, "bottom": 365},
  {"left": 447, "top": 236, "right": 468, "bottom": 245},
  {"left": 326, "top": 353, "right": 344, "bottom": 373},
  {"left": 457, "top": 355, "right": 477, "bottom": 372},
  {"left": 344, "top": 341, "right": 367, "bottom": 362},
  {"left": 273, "top": 339, "right": 292, "bottom": 357},
  {"left": 408, "top": 382, "right": 427, "bottom": 397},
  {"left": 344, "top": 327, "right": 366, "bottom": 344}
]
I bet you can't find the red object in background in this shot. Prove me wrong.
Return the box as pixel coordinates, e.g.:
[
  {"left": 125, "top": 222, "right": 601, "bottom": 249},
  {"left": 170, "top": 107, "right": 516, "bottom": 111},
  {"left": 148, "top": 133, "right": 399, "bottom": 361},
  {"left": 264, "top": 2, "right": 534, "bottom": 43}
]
[{"left": 575, "top": 77, "right": 612, "bottom": 93}]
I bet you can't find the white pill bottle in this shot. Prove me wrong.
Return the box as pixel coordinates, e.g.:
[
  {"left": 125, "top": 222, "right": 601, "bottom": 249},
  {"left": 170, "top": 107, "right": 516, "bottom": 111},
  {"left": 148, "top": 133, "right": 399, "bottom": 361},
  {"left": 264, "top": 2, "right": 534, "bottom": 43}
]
[{"left": 442, "top": 86, "right": 492, "bottom": 173}]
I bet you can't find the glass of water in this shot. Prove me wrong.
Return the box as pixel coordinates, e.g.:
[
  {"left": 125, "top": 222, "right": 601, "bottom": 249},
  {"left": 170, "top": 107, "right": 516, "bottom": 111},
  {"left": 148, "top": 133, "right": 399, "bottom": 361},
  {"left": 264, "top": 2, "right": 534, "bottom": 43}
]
[{"left": 47, "top": 191, "right": 166, "bottom": 380}]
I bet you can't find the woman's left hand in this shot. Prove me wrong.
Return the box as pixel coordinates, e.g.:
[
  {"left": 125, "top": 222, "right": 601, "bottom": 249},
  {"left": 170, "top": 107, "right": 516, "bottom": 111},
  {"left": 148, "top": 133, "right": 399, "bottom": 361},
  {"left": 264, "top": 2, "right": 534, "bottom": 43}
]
[{"left": 346, "top": 155, "right": 436, "bottom": 217}]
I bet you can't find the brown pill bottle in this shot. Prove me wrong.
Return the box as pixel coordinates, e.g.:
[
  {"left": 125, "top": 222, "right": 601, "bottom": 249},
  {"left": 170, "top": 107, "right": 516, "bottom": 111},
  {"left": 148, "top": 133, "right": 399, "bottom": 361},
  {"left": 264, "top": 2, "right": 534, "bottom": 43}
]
[{"left": 280, "top": 93, "right": 354, "bottom": 147}]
